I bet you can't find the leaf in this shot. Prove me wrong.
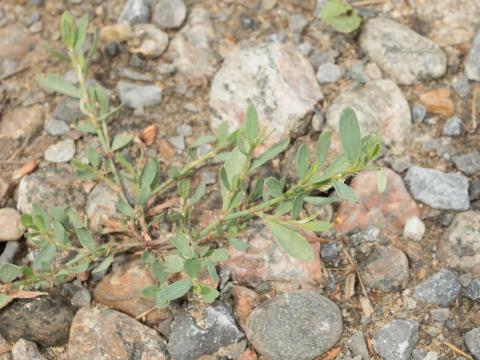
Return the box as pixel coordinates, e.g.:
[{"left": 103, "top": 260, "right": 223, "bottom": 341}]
[
  {"left": 33, "top": 245, "right": 56, "bottom": 271},
  {"left": 199, "top": 284, "right": 220, "bottom": 304},
  {"left": 142, "top": 285, "right": 159, "bottom": 297},
  {"left": 304, "top": 196, "right": 339, "bottom": 206},
  {"left": 264, "top": 219, "right": 314, "bottom": 261},
  {"left": 251, "top": 138, "right": 289, "bottom": 170},
  {"left": 215, "top": 122, "right": 229, "bottom": 144},
  {"left": 39, "top": 74, "right": 80, "bottom": 98},
  {"left": 20, "top": 214, "right": 34, "bottom": 228},
  {"left": 298, "top": 221, "right": 331, "bottom": 232},
  {"left": 156, "top": 278, "right": 193, "bottom": 307},
  {"left": 321, "top": 0, "right": 351, "bottom": 19},
  {"left": 0, "top": 295, "right": 12, "bottom": 310},
  {"left": 92, "top": 255, "right": 114, "bottom": 274},
  {"left": 151, "top": 262, "right": 167, "bottom": 283},
  {"left": 8, "top": 290, "right": 48, "bottom": 299},
  {"left": 85, "top": 28, "right": 99, "bottom": 72},
  {"left": 208, "top": 249, "right": 229, "bottom": 263},
  {"left": 205, "top": 259, "right": 219, "bottom": 283},
  {"left": 333, "top": 180, "right": 358, "bottom": 202},
  {"left": 111, "top": 134, "right": 133, "bottom": 151},
  {"left": 141, "top": 159, "right": 158, "bottom": 189},
  {"left": 191, "top": 135, "right": 215, "bottom": 148},
  {"left": 66, "top": 261, "right": 90, "bottom": 274},
  {"left": 165, "top": 255, "right": 184, "bottom": 273},
  {"left": 245, "top": 102, "right": 259, "bottom": 142},
  {"left": 189, "top": 183, "right": 206, "bottom": 206},
  {"left": 328, "top": 13, "right": 362, "bottom": 34},
  {"left": 86, "top": 147, "right": 100, "bottom": 168},
  {"left": 0, "top": 264, "right": 24, "bottom": 283},
  {"left": 296, "top": 144, "right": 310, "bottom": 179},
  {"left": 60, "top": 11, "right": 74, "bottom": 48},
  {"left": 339, "top": 107, "right": 362, "bottom": 165},
  {"left": 178, "top": 179, "right": 190, "bottom": 200},
  {"left": 77, "top": 121, "right": 97, "bottom": 134},
  {"left": 171, "top": 232, "right": 194, "bottom": 259},
  {"left": 377, "top": 168, "right": 387, "bottom": 193},
  {"left": 292, "top": 194, "right": 305, "bottom": 219},
  {"left": 75, "top": 228, "right": 97, "bottom": 253},
  {"left": 184, "top": 258, "right": 202, "bottom": 278},
  {"left": 264, "top": 177, "right": 283, "bottom": 198},
  {"left": 315, "top": 131, "right": 331, "bottom": 170},
  {"left": 75, "top": 14, "right": 89, "bottom": 51},
  {"left": 116, "top": 153, "right": 135, "bottom": 173},
  {"left": 116, "top": 198, "right": 135, "bottom": 218},
  {"left": 228, "top": 237, "right": 249, "bottom": 251},
  {"left": 219, "top": 166, "right": 231, "bottom": 191},
  {"left": 275, "top": 200, "right": 294, "bottom": 215}
]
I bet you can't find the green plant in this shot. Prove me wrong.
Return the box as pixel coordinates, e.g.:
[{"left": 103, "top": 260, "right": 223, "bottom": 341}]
[
  {"left": 320, "top": 0, "right": 363, "bottom": 34},
  {"left": 0, "top": 12, "right": 383, "bottom": 309}
]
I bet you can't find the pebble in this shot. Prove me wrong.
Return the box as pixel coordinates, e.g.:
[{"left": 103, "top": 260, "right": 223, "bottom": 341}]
[
  {"left": 384, "top": 155, "right": 411, "bottom": 173},
  {"left": 177, "top": 124, "right": 193, "bottom": 136},
  {"left": 104, "top": 42, "right": 120, "bottom": 58},
  {"left": 86, "top": 183, "right": 121, "bottom": 230},
  {"left": 442, "top": 116, "right": 463, "bottom": 137},
  {"left": 405, "top": 166, "right": 470, "bottom": 211},
  {"left": 44, "top": 139, "right": 75, "bottom": 163},
  {"left": 373, "top": 320, "right": 419, "bottom": 360},
  {"left": 411, "top": 103, "right": 427, "bottom": 124},
  {"left": 335, "top": 168, "right": 419, "bottom": 236},
  {"left": 129, "top": 54, "right": 145, "bottom": 68},
  {"left": 414, "top": 269, "right": 461, "bottom": 306},
  {"left": 320, "top": 243, "right": 339, "bottom": 261},
  {"left": 99, "top": 23, "right": 133, "bottom": 44},
  {"left": 11, "top": 339, "right": 46, "bottom": 360},
  {"left": 0, "top": 208, "right": 24, "bottom": 241},
  {"left": 451, "top": 75, "right": 471, "bottom": 98},
  {"left": 312, "top": 108, "right": 325, "bottom": 131},
  {"left": 246, "top": 291, "right": 343, "bottom": 360},
  {"left": 464, "top": 327, "right": 480, "bottom": 359},
  {"left": 70, "top": 286, "right": 91, "bottom": 308},
  {"left": 326, "top": 80, "right": 411, "bottom": 154},
  {"left": 463, "top": 278, "right": 480, "bottom": 300},
  {"left": 364, "top": 62, "right": 382, "bottom": 80},
  {"left": 403, "top": 216, "right": 425, "bottom": 241},
  {"left": 0, "top": 295, "right": 75, "bottom": 346},
  {"left": 68, "top": 307, "right": 168, "bottom": 360},
  {"left": 452, "top": 151, "right": 480, "bottom": 176},
  {"left": 471, "top": 180, "right": 480, "bottom": 201},
  {"left": 130, "top": 24, "right": 168, "bottom": 58},
  {"left": 430, "top": 308, "right": 450, "bottom": 323},
  {"left": 419, "top": 88, "right": 455, "bottom": 118},
  {"left": 51, "top": 97, "right": 82, "bottom": 125},
  {"left": 153, "top": 0, "right": 186, "bottom": 29},
  {"left": 466, "top": 29, "right": 480, "bottom": 81},
  {"left": 168, "top": 135, "right": 185, "bottom": 151},
  {"left": 412, "top": 350, "right": 439, "bottom": 360},
  {"left": 118, "top": 67, "right": 152, "bottom": 82},
  {"left": 200, "top": 171, "right": 215, "bottom": 185},
  {"left": 210, "top": 42, "right": 322, "bottom": 146},
  {"left": 316, "top": 63, "right": 343, "bottom": 84},
  {"left": 118, "top": 0, "right": 150, "bottom": 25},
  {"left": 359, "top": 17, "right": 446, "bottom": 85},
  {"left": 347, "top": 331, "right": 370, "bottom": 360},
  {"left": 168, "top": 302, "right": 245, "bottom": 360},
  {"left": 157, "top": 63, "right": 176, "bottom": 75},
  {"left": 117, "top": 80, "right": 162, "bottom": 109},
  {"left": 44, "top": 118, "right": 70, "bottom": 136}
]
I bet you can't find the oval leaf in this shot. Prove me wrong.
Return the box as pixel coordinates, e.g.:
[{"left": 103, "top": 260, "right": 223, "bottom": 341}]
[{"left": 264, "top": 219, "right": 314, "bottom": 261}]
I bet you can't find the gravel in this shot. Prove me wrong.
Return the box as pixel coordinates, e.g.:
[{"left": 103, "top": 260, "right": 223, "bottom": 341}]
[
  {"left": 442, "top": 116, "right": 463, "bottom": 136},
  {"left": 403, "top": 216, "right": 425, "bottom": 241},
  {"left": 452, "top": 151, "right": 480, "bottom": 175},
  {"left": 117, "top": 80, "right": 163, "bottom": 109},
  {"left": 414, "top": 269, "right": 461, "bottom": 306},
  {"left": 152, "top": 0, "right": 186, "bottom": 29},
  {"left": 464, "top": 327, "right": 480, "bottom": 359},
  {"left": 316, "top": 62, "right": 343, "bottom": 84},
  {"left": 0, "top": 208, "right": 25, "bottom": 241},
  {"left": 373, "top": 320, "right": 419, "bottom": 360},
  {"left": 44, "top": 139, "right": 75, "bottom": 163},
  {"left": 466, "top": 29, "right": 480, "bottom": 81}
]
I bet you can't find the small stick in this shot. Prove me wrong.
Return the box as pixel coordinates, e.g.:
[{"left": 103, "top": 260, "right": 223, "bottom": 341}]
[
  {"left": 342, "top": 248, "right": 372, "bottom": 303},
  {"left": 0, "top": 65, "right": 30, "bottom": 82},
  {"left": 442, "top": 342, "right": 473, "bottom": 360},
  {"left": 6, "top": 135, "right": 30, "bottom": 162},
  {"left": 135, "top": 306, "right": 157, "bottom": 320},
  {"left": 352, "top": 0, "right": 385, "bottom": 6}
]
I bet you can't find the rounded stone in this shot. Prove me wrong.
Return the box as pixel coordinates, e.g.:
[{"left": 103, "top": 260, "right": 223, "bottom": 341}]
[
  {"left": 152, "top": 0, "right": 187, "bottom": 29},
  {"left": 0, "top": 208, "right": 25, "bottom": 241},
  {"left": 44, "top": 139, "right": 75, "bottom": 163},
  {"left": 246, "top": 291, "right": 343, "bottom": 360}
]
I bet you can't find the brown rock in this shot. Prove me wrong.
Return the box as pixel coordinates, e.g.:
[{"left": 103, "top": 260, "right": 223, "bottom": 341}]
[
  {"left": 11, "top": 339, "right": 45, "bottom": 360},
  {"left": 0, "top": 208, "right": 24, "bottom": 241},
  {"left": 158, "top": 138, "right": 176, "bottom": 162},
  {"left": 222, "top": 222, "right": 322, "bottom": 292},
  {"left": 0, "top": 25, "right": 34, "bottom": 76},
  {"left": 335, "top": 168, "right": 419, "bottom": 237},
  {"left": 239, "top": 348, "right": 258, "bottom": 360},
  {"left": 0, "top": 105, "right": 45, "bottom": 140},
  {"left": 232, "top": 286, "right": 261, "bottom": 329},
  {"left": 419, "top": 88, "right": 455, "bottom": 117},
  {"left": 68, "top": 307, "right": 168, "bottom": 360},
  {"left": 99, "top": 23, "right": 132, "bottom": 43}
]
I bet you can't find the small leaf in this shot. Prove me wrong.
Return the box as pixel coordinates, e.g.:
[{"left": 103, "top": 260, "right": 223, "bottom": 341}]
[
  {"left": 191, "top": 135, "right": 215, "bottom": 148},
  {"left": 184, "top": 258, "right": 202, "bottom": 278},
  {"left": 116, "top": 198, "right": 135, "bottom": 218},
  {"left": 264, "top": 219, "right": 314, "bottom": 261},
  {"left": 141, "top": 159, "right": 158, "bottom": 189},
  {"left": 77, "top": 121, "right": 97, "bottom": 134},
  {"left": 298, "top": 221, "right": 331, "bottom": 232},
  {"left": 333, "top": 180, "right": 358, "bottom": 202},
  {"left": 228, "top": 237, "right": 249, "bottom": 251},
  {"left": 143, "top": 285, "right": 159, "bottom": 297},
  {"left": 264, "top": 177, "right": 283, "bottom": 198},
  {"left": 189, "top": 183, "right": 206, "bottom": 206},
  {"left": 156, "top": 278, "right": 192, "bottom": 307},
  {"left": 315, "top": 131, "right": 331, "bottom": 170},
  {"left": 199, "top": 284, "right": 220, "bottom": 304},
  {"left": 245, "top": 102, "right": 259, "bottom": 142},
  {"left": 111, "top": 134, "right": 133, "bottom": 151},
  {"left": 75, "top": 228, "right": 97, "bottom": 253},
  {"left": 39, "top": 74, "right": 80, "bottom": 98},
  {"left": 20, "top": 214, "right": 34, "bottom": 228},
  {"left": 296, "top": 144, "right": 309, "bottom": 179},
  {"left": 339, "top": 107, "right": 362, "bottom": 165},
  {"left": 65, "top": 261, "right": 90, "bottom": 274},
  {"left": 171, "top": 232, "right": 194, "bottom": 259},
  {"left": 275, "top": 200, "right": 294, "bottom": 215},
  {"left": 220, "top": 166, "right": 231, "bottom": 191},
  {"left": 321, "top": 0, "right": 351, "bottom": 19},
  {"left": 60, "top": 11, "right": 74, "bottom": 48},
  {"left": 178, "top": 179, "right": 190, "bottom": 200},
  {"left": 251, "top": 138, "right": 289, "bottom": 170},
  {"left": 116, "top": 153, "right": 135, "bottom": 173},
  {"left": 151, "top": 262, "right": 167, "bottom": 283},
  {"left": 75, "top": 14, "right": 89, "bottom": 51},
  {"left": 205, "top": 259, "right": 219, "bottom": 284},
  {"left": 208, "top": 249, "right": 229, "bottom": 263},
  {"left": 377, "top": 168, "right": 387, "bottom": 193},
  {"left": 33, "top": 245, "right": 56, "bottom": 271},
  {"left": 292, "top": 194, "right": 305, "bottom": 219},
  {"left": 86, "top": 147, "right": 100, "bottom": 168},
  {"left": 328, "top": 13, "right": 362, "bottom": 34},
  {"left": 85, "top": 28, "right": 99, "bottom": 72},
  {"left": 165, "top": 255, "right": 184, "bottom": 273},
  {"left": 92, "top": 255, "right": 114, "bottom": 274},
  {"left": 304, "top": 196, "right": 339, "bottom": 206},
  {"left": 0, "top": 263, "right": 24, "bottom": 283},
  {"left": 0, "top": 294, "right": 12, "bottom": 310}
]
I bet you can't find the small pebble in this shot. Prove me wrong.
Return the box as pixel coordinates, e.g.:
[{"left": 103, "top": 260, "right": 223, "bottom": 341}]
[
  {"left": 463, "top": 279, "right": 480, "bottom": 300},
  {"left": 436, "top": 212, "right": 454, "bottom": 227},
  {"left": 177, "top": 124, "right": 193, "bottom": 137},
  {"left": 104, "top": 42, "right": 120, "bottom": 58},
  {"left": 470, "top": 180, "right": 480, "bottom": 201},
  {"left": 44, "top": 139, "right": 76, "bottom": 163},
  {"left": 157, "top": 63, "right": 176, "bottom": 75},
  {"left": 183, "top": 103, "right": 199, "bottom": 113},
  {"left": 312, "top": 109, "right": 325, "bottom": 131},
  {"left": 452, "top": 151, "right": 480, "bottom": 176},
  {"left": 430, "top": 308, "right": 450, "bottom": 323},
  {"left": 442, "top": 116, "right": 463, "bottom": 137},
  {"left": 44, "top": 118, "right": 70, "bottom": 136},
  {"left": 320, "top": 243, "right": 339, "bottom": 261},
  {"left": 451, "top": 75, "right": 470, "bottom": 98},
  {"left": 316, "top": 63, "right": 343, "bottom": 84},
  {"left": 411, "top": 103, "right": 427, "bottom": 123},
  {"left": 403, "top": 216, "right": 425, "bottom": 241},
  {"left": 168, "top": 135, "right": 185, "bottom": 151},
  {"left": 71, "top": 287, "right": 91, "bottom": 308},
  {"left": 201, "top": 171, "right": 215, "bottom": 185},
  {"left": 414, "top": 269, "right": 461, "bottom": 307},
  {"left": 0, "top": 208, "right": 25, "bottom": 241}
]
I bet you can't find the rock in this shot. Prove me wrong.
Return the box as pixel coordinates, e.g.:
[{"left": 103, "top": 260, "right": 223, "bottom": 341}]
[
  {"left": 373, "top": 320, "right": 419, "bottom": 360},
  {"left": 100, "top": 23, "right": 133, "bottom": 44},
  {"left": 85, "top": 183, "right": 120, "bottom": 230},
  {"left": 384, "top": 155, "right": 411, "bottom": 173},
  {"left": 70, "top": 287, "right": 91, "bottom": 308},
  {"left": 442, "top": 116, "right": 463, "bottom": 137},
  {"left": 405, "top": 166, "right": 469, "bottom": 211},
  {"left": 117, "top": 80, "right": 162, "bottom": 109},
  {"left": 452, "top": 151, "right": 480, "bottom": 176},
  {"left": 335, "top": 168, "right": 419, "bottom": 236},
  {"left": 414, "top": 0, "right": 480, "bottom": 46},
  {"left": 246, "top": 291, "right": 342, "bottom": 360},
  {"left": 221, "top": 222, "right": 322, "bottom": 292},
  {"left": 347, "top": 331, "right": 370, "bottom": 360},
  {"left": 118, "top": 0, "right": 150, "bottom": 25},
  {"left": 44, "top": 139, "right": 75, "bottom": 163},
  {"left": 465, "top": 327, "right": 480, "bottom": 359},
  {"left": 414, "top": 269, "right": 461, "bottom": 306},
  {"left": 359, "top": 17, "right": 446, "bottom": 85},
  {"left": 168, "top": 302, "right": 245, "bottom": 360},
  {"left": 451, "top": 75, "right": 470, "bottom": 98},
  {"left": 0, "top": 295, "right": 74, "bottom": 346},
  {"left": 412, "top": 350, "right": 439, "bottom": 360},
  {"left": 320, "top": 243, "right": 340, "bottom": 261},
  {"left": 0, "top": 25, "right": 35, "bottom": 77},
  {"left": 93, "top": 259, "right": 164, "bottom": 320},
  {"left": 0, "top": 241, "right": 21, "bottom": 264},
  {"left": 430, "top": 308, "right": 450, "bottom": 323},
  {"left": 464, "top": 279, "right": 480, "bottom": 300},
  {"left": 403, "top": 216, "right": 425, "bottom": 241},
  {"left": 44, "top": 118, "right": 70, "bottom": 136},
  {"left": 68, "top": 307, "right": 168, "bottom": 360},
  {"left": 104, "top": 42, "right": 120, "bottom": 58},
  {"left": 210, "top": 42, "right": 322, "bottom": 145},
  {"left": 419, "top": 88, "right": 455, "bottom": 118},
  {"left": 0, "top": 208, "right": 24, "bottom": 241},
  {"left": 232, "top": 286, "right": 261, "bottom": 329},
  {"left": 130, "top": 24, "right": 168, "bottom": 58},
  {"left": 51, "top": 97, "right": 83, "bottom": 125},
  {"left": 326, "top": 80, "right": 411, "bottom": 153},
  {"left": 17, "top": 166, "right": 86, "bottom": 214},
  {"left": 0, "top": 334, "right": 10, "bottom": 360},
  {"left": 471, "top": 180, "right": 480, "bottom": 201},
  {"left": 11, "top": 339, "right": 46, "bottom": 360},
  {"left": 360, "top": 246, "right": 410, "bottom": 291},
  {"left": 152, "top": 0, "right": 186, "bottom": 29},
  {"left": 168, "top": 8, "right": 216, "bottom": 79},
  {"left": 157, "top": 62, "right": 176, "bottom": 75},
  {"left": 411, "top": 103, "right": 427, "bottom": 124},
  {"left": 0, "top": 105, "right": 44, "bottom": 140},
  {"left": 169, "top": 135, "right": 185, "bottom": 150},
  {"left": 316, "top": 63, "right": 343, "bottom": 84}
]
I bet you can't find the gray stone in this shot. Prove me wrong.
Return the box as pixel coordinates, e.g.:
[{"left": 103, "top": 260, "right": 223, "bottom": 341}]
[
  {"left": 316, "top": 63, "right": 343, "bottom": 84},
  {"left": 0, "top": 295, "right": 75, "bottom": 346},
  {"left": 177, "top": 124, "right": 192, "bottom": 136},
  {"left": 70, "top": 286, "right": 91, "bottom": 308},
  {"left": 373, "top": 320, "right": 419, "bottom": 360},
  {"left": 452, "top": 151, "right": 480, "bottom": 176},
  {"left": 437, "top": 212, "right": 454, "bottom": 227},
  {"left": 442, "top": 116, "right": 463, "bottom": 137},
  {"left": 210, "top": 42, "right": 322, "bottom": 146},
  {"left": 384, "top": 155, "right": 411, "bottom": 173},
  {"left": 44, "top": 139, "right": 75, "bottom": 163},
  {"left": 465, "top": 327, "right": 480, "bottom": 359},
  {"left": 405, "top": 166, "right": 470, "bottom": 210},
  {"left": 104, "top": 42, "right": 120, "bottom": 58},
  {"left": 11, "top": 339, "right": 46, "bottom": 360},
  {"left": 85, "top": 183, "right": 121, "bottom": 230},
  {"left": 403, "top": 216, "right": 425, "bottom": 241},
  {"left": 168, "top": 302, "right": 244, "bottom": 360},
  {"left": 131, "top": 24, "right": 169, "bottom": 58},
  {"left": 44, "top": 118, "right": 70, "bottom": 136},
  {"left": 118, "top": 0, "right": 150, "bottom": 25},
  {"left": 414, "top": 269, "right": 461, "bottom": 306},
  {"left": 320, "top": 243, "right": 339, "bottom": 261},
  {"left": 464, "top": 279, "right": 480, "bottom": 300},
  {"left": 451, "top": 75, "right": 471, "bottom": 98},
  {"left": 326, "top": 79, "right": 411, "bottom": 154},
  {"left": 470, "top": 180, "right": 480, "bottom": 201},
  {"left": 412, "top": 350, "right": 439, "bottom": 360},
  {"left": 200, "top": 171, "right": 215, "bottom": 185},
  {"left": 430, "top": 308, "right": 450, "bottom": 322},
  {"left": 52, "top": 97, "right": 82, "bottom": 124},
  {"left": 359, "top": 17, "right": 446, "bottom": 85},
  {"left": 118, "top": 67, "right": 153, "bottom": 82},
  {"left": 459, "top": 273, "right": 473, "bottom": 287},
  {"left": 157, "top": 63, "right": 176, "bottom": 75},
  {"left": 347, "top": 331, "right": 370, "bottom": 360},
  {"left": 152, "top": 0, "right": 186, "bottom": 29},
  {"left": 466, "top": 30, "right": 480, "bottom": 81},
  {"left": 168, "top": 135, "right": 185, "bottom": 150},
  {"left": 411, "top": 103, "right": 427, "bottom": 123},
  {"left": 0, "top": 208, "right": 24, "bottom": 241},
  {"left": 117, "top": 80, "right": 162, "bottom": 109},
  {"left": 288, "top": 13, "right": 308, "bottom": 36},
  {"left": 245, "top": 291, "right": 342, "bottom": 360}
]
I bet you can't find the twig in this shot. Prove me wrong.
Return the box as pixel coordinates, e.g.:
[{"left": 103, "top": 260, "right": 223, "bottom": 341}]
[
  {"left": 0, "top": 65, "right": 30, "bottom": 82},
  {"left": 6, "top": 135, "right": 30, "bottom": 162},
  {"left": 442, "top": 342, "right": 473, "bottom": 360},
  {"left": 342, "top": 248, "right": 371, "bottom": 303},
  {"left": 134, "top": 306, "right": 157, "bottom": 320},
  {"left": 352, "top": 0, "right": 385, "bottom": 6}
]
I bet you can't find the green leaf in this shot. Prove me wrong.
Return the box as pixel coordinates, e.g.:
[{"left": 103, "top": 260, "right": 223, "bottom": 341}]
[
  {"left": 156, "top": 278, "right": 192, "bottom": 307},
  {"left": 165, "top": 255, "right": 184, "bottom": 273},
  {"left": 264, "top": 177, "right": 283, "bottom": 198},
  {"left": 116, "top": 198, "right": 135, "bottom": 218},
  {"left": 111, "top": 134, "right": 133, "bottom": 152},
  {"left": 264, "top": 219, "right": 314, "bottom": 261},
  {"left": 20, "top": 214, "right": 34, "bottom": 228},
  {"left": 189, "top": 183, "right": 206, "bottom": 206},
  {"left": 0, "top": 263, "right": 24, "bottom": 283},
  {"left": 205, "top": 259, "right": 219, "bottom": 283},
  {"left": 339, "top": 107, "right": 362, "bottom": 165},
  {"left": 141, "top": 159, "right": 158, "bottom": 189},
  {"left": 275, "top": 200, "right": 294, "bottom": 215},
  {"left": 60, "top": 11, "right": 75, "bottom": 48},
  {"left": 377, "top": 169, "right": 387, "bottom": 193},
  {"left": 75, "top": 228, "right": 97, "bottom": 253},
  {"left": 85, "top": 28, "right": 99, "bottom": 72},
  {"left": 171, "top": 232, "right": 194, "bottom": 259},
  {"left": 304, "top": 196, "right": 339, "bottom": 206},
  {"left": 65, "top": 261, "right": 90, "bottom": 274},
  {"left": 52, "top": 220, "right": 69, "bottom": 245},
  {"left": 321, "top": 0, "right": 351, "bottom": 19},
  {"left": 228, "top": 237, "right": 249, "bottom": 251},
  {"left": 0, "top": 294, "right": 12, "bottom": 310},
  {"left": 116, "top": 153, "right": 134, "bottom": 173},
  {"left": 198, "top": 284, "right": 219, "bottom": 304},
  {"left": 208, "top": 249, "right": 229, "bottom": 263},
  {"left": 39, "top": 74, "right": 80, "bottom": 98},
  {"left": 315, "top": 131, "right": 331, "bottom": 170},
  {"left": 143, "top": 285, "right": 159, "bottom": 297},
  {"left": 33, "top": 245, "right": 56, "bottom": 271},
  {"left": 245, "top": 102, "right": 259, "bottom": 142},
  {"left": 75, "top": 15, "right": 89, "bottom": 51},
  {"left": 296, "top": 144, "right": 309, "bottom": 179},
  {"left": 178, "top": 179, "right": 190, "bottom": 200},
  {"left": 328, "top": 13, "right": 362, "bottom": 34},
  {"left": 92, "top": 255, "right": 114, "bottom": 274},
  {"left": 292, "top": 194, "right": 305, "bottom": 219},
  {"left": 184, "top": 258, "right": 202, "bottom": 278},
  {"left": 86, "top": 147, "right": 100, "bottom": 168},
  {"left": 251, "top": 138, "right": 289, "bottom": 170},
  {"left": 215, "top": 122, "right": 230, "bottom": 144},
  {"left": 298, "top": 221, "right": 331, "bottom": 232},
  {"left": 191, "top": 135, "right": 215, "bottom": 148},
  {"left": 332, "top": 180, "right": 358, "bottom": 202},
  {"left": 220, "top": 166, "right": 231, "bottom": 191},
  {"left": 77, "top": 121, "right": 97, "bottom": 134},
  {"left": 151, "top": 262, "right": 167, "bottom": 283}
]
